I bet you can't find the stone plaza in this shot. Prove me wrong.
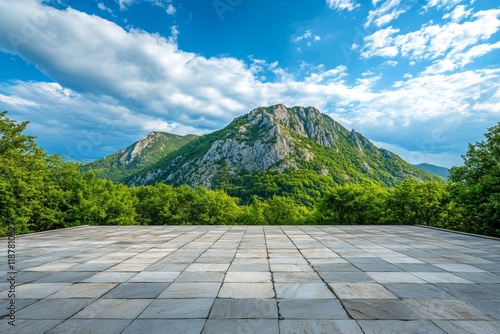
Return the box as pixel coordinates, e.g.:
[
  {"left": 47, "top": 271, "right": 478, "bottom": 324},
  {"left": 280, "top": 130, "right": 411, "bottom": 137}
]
[{"left": 1, "top": 225, "right": 500, "bottom": 333}]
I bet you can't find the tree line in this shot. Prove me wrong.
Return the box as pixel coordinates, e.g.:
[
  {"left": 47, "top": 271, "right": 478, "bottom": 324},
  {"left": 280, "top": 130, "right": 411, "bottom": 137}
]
[{"left": 1, "top": 111, "right": 498, "bottom": 237}]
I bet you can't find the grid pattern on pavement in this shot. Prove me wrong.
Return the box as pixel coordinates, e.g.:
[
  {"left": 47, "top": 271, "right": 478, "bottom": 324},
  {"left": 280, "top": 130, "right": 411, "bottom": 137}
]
[{"left": 1, "top": 225, "right": 500, "bottom": 333}]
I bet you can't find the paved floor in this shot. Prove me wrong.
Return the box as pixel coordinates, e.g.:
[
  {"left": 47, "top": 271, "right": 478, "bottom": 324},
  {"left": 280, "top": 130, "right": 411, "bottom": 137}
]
[{"left": 1, "top": 225, "right": 500, "bottom": 333}]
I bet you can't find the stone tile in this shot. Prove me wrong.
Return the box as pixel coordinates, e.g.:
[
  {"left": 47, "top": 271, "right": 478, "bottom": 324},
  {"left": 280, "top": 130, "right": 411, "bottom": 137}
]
[
  {"left": 357, "top": 320, "right": 445, "bottom": 334},
  {"left": 224, "top": 272, "right": 272, "bottom": 283},
  {"left": 228, "top": 264, "right": 270, "bottom": 272},
  {"left": 46, "top": 319, "right": 132, "bottom": 334},
  {"left": 354, "top": 263, "right": 403, "bottom": 272},
  {"left": 209, "top": 299, "right": 278, "bottom": 318},
  {"left": 343, "top": 300, "right": 424, "bottom": 320},
  {"left": 433, "top": 320, "right": 500, "bottom": 334},
  {"left": 367, "top": 272, "right": 425, "bottom": 283},
  {"left": 107, "top": 263, "right": 152, "bottom": 272},
  {"left": 434, "top": 283, "right": 499, "bottom": 300},
  {"left": 203, "top": 319, "right": 279, "bottom": 334},
  {"left": 278, "top": 298, "right": 348, "bottom": 319},
  {"left": 433, "top": 263, "right": 486, "bottom": 272},
  {"left": 393, "top": 263, "right": 445, "bottom": 272},
  {"left": 74, "top": 299, "right": 152, "bottom": 319},
  {"left": 454, "top": 272, "right": 500, "bottom": 283},
  {"left": 270, "top": 264, "right": 314, "bottom": 272},
  {"left": 275, "top": 283, "right": 335, "bottom": 299},
  {"left": 123, "top": 319, "right": 205, "bottom": 334},
  {"left": 465, "top": 300, "right": 500, "bottom": 320},
  {"left": 312, "top": 263, "right": 361, "bottom": 272},
  {"left": 24, "top": 262, "right": 79, "bottom": 271},
  {"left": 49, "top": 283, "right": 117, "bottom": 298},
  {"left": 68, "top": 263, "right": 116, "bottom": 272},
  {"left": 139, "top": 299, "right": 213, "bottom": 319},
  {"left": 129, "top": 271, "right": 180, "bottom": 282},
  {"left": 18, "top": 298, "right": 94, "bottom": 319},
  {"left": 103, "top": 283, "right": 169, "bottom": 299},
  {"left": 35, "top": 271, "right": 97, "bottom": 283},
  {"left": 329, "top": 283, "right": 397, "bottom": 299},
  {"left": 158, "top": 283, "right": 221, "bottom": 298},
  {"left": 16, "top": 283, "right": 72, "bottom": 298},
  {"left": 279, "top": 320, "right": 363, "bottom": 334},
  {"left": 0, "top": 319, "right": 62, "bottom": 333},
  {"left": 218, "top": 283, "right": 275, "bottom": 298},
  {"left": 273, "top": 272, "right": 323, "bottom": 283},
  {"left": 320, "top": 272, "right": 375, "bottom": 283},
  {"left": 83, "top": 272, "right": 136, "bottom": 283},
  {"left": 185, "top": 264, "right": 229, "bottom": 272},
  {"left": 384, "top": 283, "right": 453, "bottom": 299},
  {"left": 411, "top": 272, "right": 472, "bottom": 283},
  {"left": 404, "top": 299, "right": 493, "bottom": 320},
  {"left": 174, "top": 271, "right": 225, "bottom": 283}
]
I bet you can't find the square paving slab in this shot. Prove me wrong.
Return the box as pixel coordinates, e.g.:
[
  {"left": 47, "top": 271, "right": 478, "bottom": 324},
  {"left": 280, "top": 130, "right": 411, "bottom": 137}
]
[{"left": 1, "top": 225, "right": 500, "bottom": 333}]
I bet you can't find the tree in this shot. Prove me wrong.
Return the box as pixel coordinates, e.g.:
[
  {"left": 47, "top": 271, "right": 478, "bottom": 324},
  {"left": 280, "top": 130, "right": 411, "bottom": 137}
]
[
  {"left": 314, "top": 184, "right": 387, "bottom": 225},
  {"left": 449, "top": 123, "right": 500, "bottom": 236},
  {"left": 385, "top": 179, "right": 450, "bottom": 226}
]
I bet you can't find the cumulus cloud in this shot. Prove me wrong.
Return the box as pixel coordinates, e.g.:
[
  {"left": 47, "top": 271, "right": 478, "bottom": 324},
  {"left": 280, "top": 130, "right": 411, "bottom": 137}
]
[
  {"left": 166, "top": 4, "right": 176, "bottom": 15},
  {"left": 365, "top": 0, "right": 408, "bottom": 28},
  {"left": 361, "top": 8, "right": 500, "bottom": 73},
  {"left": 326, "top": 0, "right": 359, "bottom": 12},
  {"left": 442, "top": 4, "right": 471, "bottom": 21}
]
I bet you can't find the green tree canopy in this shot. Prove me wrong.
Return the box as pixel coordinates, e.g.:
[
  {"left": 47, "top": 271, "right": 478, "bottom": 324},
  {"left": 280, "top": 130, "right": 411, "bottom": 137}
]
[{"left": 449, "top": 123, "right": 500, "bottom": 236}]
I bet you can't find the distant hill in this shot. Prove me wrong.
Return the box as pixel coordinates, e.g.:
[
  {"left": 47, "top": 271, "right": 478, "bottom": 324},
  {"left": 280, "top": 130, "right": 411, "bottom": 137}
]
[
  {"left": 80, "top": 132, "right": 197, "bottom": 182},
  {"left": 59, "top": 154, "right": 97, "bottom": 164},
  {"left": 121, "top": 104, "right": 442, "bottom": 206},
  {"left": 413, "top": 163, "right": 449, "bottom": 180}
]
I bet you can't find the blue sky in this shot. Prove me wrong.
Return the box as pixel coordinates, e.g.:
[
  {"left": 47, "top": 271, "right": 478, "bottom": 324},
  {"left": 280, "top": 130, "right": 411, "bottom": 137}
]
[{"left": 0, "top": 0, "right": 499, "bottom": 167}]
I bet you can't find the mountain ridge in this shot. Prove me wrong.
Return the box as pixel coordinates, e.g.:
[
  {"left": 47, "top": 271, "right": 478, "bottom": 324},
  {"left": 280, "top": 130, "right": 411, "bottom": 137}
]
[{"left": 119, "top": 104, "right": 443, "bottom": 204}]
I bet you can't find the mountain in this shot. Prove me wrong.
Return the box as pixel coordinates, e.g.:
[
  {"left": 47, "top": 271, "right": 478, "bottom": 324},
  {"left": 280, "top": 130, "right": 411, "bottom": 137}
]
[
  {"left": 413, "top": 163, "right": 449, "bottom": 179},
  {"left": 59, "top": 154, "right": 97, "bottom": 164},
  {"left": 125, "top": 104, "right": 442, "bottom": 206},
  {"left": 81, "top": 131, "right": 197, "bottom": 182}
]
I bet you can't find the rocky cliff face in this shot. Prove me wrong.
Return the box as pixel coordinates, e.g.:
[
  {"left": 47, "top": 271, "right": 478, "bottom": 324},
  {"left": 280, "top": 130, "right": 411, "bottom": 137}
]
[{"left": 127, "top": 104, "right": 440, "bottom": 189}]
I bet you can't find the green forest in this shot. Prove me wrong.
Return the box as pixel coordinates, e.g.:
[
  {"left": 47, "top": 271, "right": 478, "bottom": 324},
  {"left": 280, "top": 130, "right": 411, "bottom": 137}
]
[{"left": 1, "top": 111, "right": 499, "bottom": 237}]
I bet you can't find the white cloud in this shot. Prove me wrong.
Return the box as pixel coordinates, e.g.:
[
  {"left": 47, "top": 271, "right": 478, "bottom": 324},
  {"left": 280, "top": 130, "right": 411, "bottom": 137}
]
[
  {"left": 365, "top": 0, "right": 408, "bottom": 28},
  {"left": 443, "top": 5, "right": 471, "bottom": 21},
  {"left": 166, "top": 4, "right": 176, "bottom": 15},
  {"left": 292, "top": 30, "right": 322, "bottom": 47},
  {"left": 97, "top": 2, "right": 114, "bottom": 15},
  {"left": 326, "top": 0, "right": 359, "bottom": 12},
  {"left": 425, "top": 0, "right": 462, "bottom": 11},
  {"left": 361, "top": 9, "right": 500, "bottom": 73}
]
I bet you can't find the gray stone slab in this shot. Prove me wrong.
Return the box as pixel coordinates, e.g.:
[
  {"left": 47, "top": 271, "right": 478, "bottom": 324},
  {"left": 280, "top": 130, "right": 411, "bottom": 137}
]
[
  {"left": 18, "top": 298, "right": 94, "bottom": 319},
  {"left": 433, "top": 283, "right": 500, "bottom": 300},
  {"left": 123, "top": 319, "right": 206, "bottom": 334},
  {"left": 218, "top": 283, "right": 275, "bottom": 298},
  {"left": 320, "top": 272, "right": 375, "bottom": 283},
  {"left": 73, "top": 299, "right": 152, "bottom": 319},
  {"left": 454, "top": 272, "right": 500, "bottom": 283},
  {"left": 353, "top": 263, "right": 404, "bottom": 272},
  {"left": 174, "top": 271, "right": 225, "bottom": 283},
  {"left": 228, "top": 264, "right": 271, "bottom": 272},
  {"left": 49, "top": 283, "right": 117, "bottom": 298},
  {"left": 128, "top": 271, "right": 180, "bottom": 282},
  {"left": 329, "top": 283, "right": 397, "bottom": 299},
  {"left": 46, "top": 319, "right": 132, "bottom": 334},
  {"left": 433, "top": 320, "right": 500, "bottom": 334},
  {"left": 343, "top": 300, "right": 424, "bottom": 320},
  {"left": 203, "top": 319, "right": 279, "bottom": 334},
  {"left": 279, "top": 320, "right": 363, "bottom": 334},
  {"left": 102, "top": 283, "right": 169, "bottom": 299},
  {"left": 35, "top": 271, "right": 97, "bottom": 283},
  {"left": 384, "top": 283, "right": 453, "bottom": 299},
  {"left": 83, "top": 272, "right": 137, "bottom": 283},
  {"left": 278, "top": 298, "right": 349, "bottom": 320},
  {"left": 209, "top": 299, "right": 278, "bottom": 318},
  {"left": 0, "top": 319, "right": 62, "bottom": 334},
  {"left": 463, "top": 300, "right": 500, "bottom": 320},
  {"left": 367, "top": 272, "right": 426, "bottom": 283},
  {"left": 411, "top": 272, "right": 472, "bottom": 283},
  {"left": 16, "top": 283, "right": 72, "bottom": 298},
  {"left": 393, "top": 263, "right": 445, "bottom": 272},
  {"left": 139, "top": 299, "right": 213, "bottom": 319},
  {"left": 158, "top": 283, "right": 221, "bottom": 298},
  {"left": 273, "top": 272, "right": 323, "bottom": 283},
  {"left": 0, "top": 298, "right": 39, "bottom": 317},
  {"left": 404, "top": 299, "right": 493, "bottom": 320},
  {"left": 275, "top": 283, "right": 335, "bottom": 299},
  {"left": 357, "top": 320, "right": 445, "bottom": 334},
  {"left": 224, "top": 271, "right": 272, "bottom": 283}
]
